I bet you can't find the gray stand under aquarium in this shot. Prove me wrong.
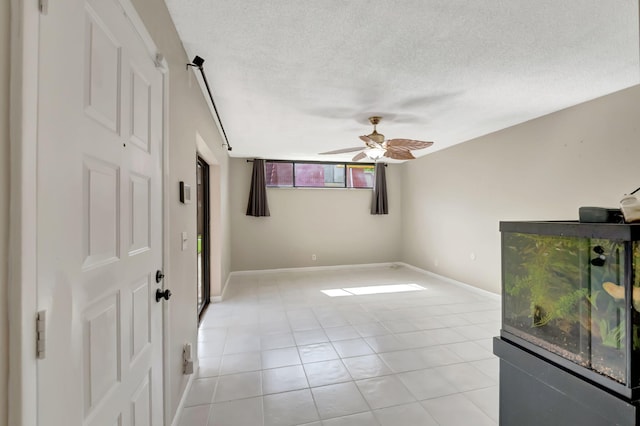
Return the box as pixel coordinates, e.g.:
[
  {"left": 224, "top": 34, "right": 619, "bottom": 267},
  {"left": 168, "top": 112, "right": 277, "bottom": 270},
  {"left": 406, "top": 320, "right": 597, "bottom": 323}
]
[{"left": 494, "top": 221, "right": 640, "bottom": 425}]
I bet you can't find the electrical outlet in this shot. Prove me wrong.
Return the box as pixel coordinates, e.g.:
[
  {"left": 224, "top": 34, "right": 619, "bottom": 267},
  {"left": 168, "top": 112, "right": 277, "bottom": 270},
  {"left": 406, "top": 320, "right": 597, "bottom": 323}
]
[{"left": 312, "top": 254, "right": 317, "bottom": 261}]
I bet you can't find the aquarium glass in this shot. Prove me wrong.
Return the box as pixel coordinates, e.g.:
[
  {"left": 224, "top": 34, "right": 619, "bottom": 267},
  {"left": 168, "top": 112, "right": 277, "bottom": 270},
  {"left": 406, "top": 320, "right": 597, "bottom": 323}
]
[
  {"left": 503, "top": 232, "right": 630, "bottom": 384},
  {"left": 634, "top": 242, "right": 640, "bottom": 387}
]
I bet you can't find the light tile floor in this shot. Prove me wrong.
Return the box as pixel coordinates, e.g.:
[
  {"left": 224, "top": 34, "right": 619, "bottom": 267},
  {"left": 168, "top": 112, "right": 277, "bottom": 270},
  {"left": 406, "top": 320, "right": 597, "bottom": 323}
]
[{"left": 180, "top": 264, "right": 500, "bottom": 426}]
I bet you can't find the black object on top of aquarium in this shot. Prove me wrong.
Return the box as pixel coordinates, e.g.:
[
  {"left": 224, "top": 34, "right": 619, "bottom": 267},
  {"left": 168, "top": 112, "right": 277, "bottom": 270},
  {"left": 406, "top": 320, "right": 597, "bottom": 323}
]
[{"left": 500, "top": 221, "right": 640, "bottom": 240}]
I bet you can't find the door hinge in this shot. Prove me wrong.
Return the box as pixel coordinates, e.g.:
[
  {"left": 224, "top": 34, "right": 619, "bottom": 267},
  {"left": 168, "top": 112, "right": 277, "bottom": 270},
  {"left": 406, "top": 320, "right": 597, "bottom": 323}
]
[
  {"left": 154, "top": 53, "right": 165, "bottom": 69},
  {"left": 36, "top": 310, "right": 46, "bottom": 359},
  {"left": 39, "top": 0, "right": 48, "bottom": 15}
]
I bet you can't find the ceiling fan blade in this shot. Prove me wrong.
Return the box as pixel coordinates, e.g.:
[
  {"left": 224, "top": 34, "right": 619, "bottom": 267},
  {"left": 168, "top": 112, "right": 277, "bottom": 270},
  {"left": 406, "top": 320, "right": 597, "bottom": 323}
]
[
  {"left": 359, "top": 135, "right": 372, "bottom": 143},
  {"left": 319, "top": 146, "right": 366, "bottom": 155},
  {"left": 386, "top": 139, "right": 433, "bottom": 150},
  {"left": 384, "top": 147, "right": 416, "bottom": 160},
  {"left": 352, "top": 151, "right": 368, "bottom": 161}
]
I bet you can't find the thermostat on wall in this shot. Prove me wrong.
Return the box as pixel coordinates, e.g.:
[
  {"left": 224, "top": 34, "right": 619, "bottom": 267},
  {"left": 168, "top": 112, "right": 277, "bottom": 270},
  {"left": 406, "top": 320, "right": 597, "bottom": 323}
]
[{"left": 179, "top": 181, "right": 191, "bottom": 204}]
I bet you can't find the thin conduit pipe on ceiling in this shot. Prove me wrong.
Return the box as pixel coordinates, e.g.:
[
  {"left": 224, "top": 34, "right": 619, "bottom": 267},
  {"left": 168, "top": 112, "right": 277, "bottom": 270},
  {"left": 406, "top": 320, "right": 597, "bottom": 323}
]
[{"left": 187, "top": 55, "right": 233, "bottom": 152}]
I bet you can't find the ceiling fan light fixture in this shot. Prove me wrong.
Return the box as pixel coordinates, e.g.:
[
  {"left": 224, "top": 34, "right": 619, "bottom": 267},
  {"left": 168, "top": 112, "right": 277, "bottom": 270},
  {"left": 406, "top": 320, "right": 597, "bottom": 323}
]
[
  {"left": 319, "top": 115, "right": 433, "bottom": 161},
  {"left": 364, "top": 147, "right": 386, "bottom": 160}
]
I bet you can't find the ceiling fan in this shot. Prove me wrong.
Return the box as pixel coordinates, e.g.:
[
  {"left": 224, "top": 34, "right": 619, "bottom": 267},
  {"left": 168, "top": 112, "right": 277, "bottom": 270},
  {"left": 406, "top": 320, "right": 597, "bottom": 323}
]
[{"left": 320, "top": 116, "right": 434, "bottom": 161}]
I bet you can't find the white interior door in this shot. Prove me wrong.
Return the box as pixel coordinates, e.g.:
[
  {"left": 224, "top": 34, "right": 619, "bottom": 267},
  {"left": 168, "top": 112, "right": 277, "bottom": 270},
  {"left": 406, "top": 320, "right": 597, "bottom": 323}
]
[{"left": 36, "top": 0, "right": 165, "bottom": 424}]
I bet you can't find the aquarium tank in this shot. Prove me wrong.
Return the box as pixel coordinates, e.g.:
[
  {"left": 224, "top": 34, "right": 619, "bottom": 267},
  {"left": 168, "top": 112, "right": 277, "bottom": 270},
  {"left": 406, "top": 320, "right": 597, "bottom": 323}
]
[{"left": 500, "top": 221, "right": 640, "bottom": 395}]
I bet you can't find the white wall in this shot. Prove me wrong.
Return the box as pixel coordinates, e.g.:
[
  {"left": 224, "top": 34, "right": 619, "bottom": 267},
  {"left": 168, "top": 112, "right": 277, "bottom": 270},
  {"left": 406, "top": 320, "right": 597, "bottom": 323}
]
[
  {"left": 129, "top": 0, "right": 231, "bottom": 422},
  {"left": 402, "top": 85, "right": 640, "bottom": 294},
  {"left": 230, "top": 159, "right": 403, "bottom": 271},
  {"left": 0, "top": 2, "right": 8, "bottom": 425}
]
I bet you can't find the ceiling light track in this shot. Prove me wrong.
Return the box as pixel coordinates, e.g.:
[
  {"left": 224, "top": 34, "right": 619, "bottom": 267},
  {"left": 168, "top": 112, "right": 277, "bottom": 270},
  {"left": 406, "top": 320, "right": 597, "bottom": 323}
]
[{"left": 187, "top": 55, "right": 233, "bottom": 152}]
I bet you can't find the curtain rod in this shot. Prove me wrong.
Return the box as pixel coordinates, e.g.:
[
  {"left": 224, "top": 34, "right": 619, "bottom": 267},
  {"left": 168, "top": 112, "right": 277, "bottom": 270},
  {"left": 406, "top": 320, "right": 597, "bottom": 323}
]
[
  {"left": 187, "top": 56, "right": 232, "bottom": 152},
  {"left": 246, "top": 159, "right": 386, "bottom": 166}
]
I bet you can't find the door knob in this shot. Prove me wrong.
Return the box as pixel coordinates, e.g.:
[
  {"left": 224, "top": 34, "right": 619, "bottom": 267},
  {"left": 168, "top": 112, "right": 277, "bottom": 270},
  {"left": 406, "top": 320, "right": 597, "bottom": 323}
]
[
  {"left": 156, "top": 270, "right": 165, "bottom": 283},
  {"left": 156, "top": 289, "right": 172, "bottom": 302}
]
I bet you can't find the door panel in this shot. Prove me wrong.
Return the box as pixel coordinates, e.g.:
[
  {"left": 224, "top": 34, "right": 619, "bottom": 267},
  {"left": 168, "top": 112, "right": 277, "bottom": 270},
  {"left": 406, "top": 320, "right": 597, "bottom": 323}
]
[
  {"left": 197, "top": 157, "right": 211, "bottom": 318},
  {"left": 84, "top": 5, "right": 121, "bottom": 133},
  {"left": 82, "top": 157, "right": 121, "bottom": 269},
  {"left": 130, "top": 279, "right": 151, "bottom": 362},
  {"left": 131, "top": 375, "right": 152, "bottom": 426},
  {"left": 37, "top": 0, "right": 164, "bottom": 424},
  {"left": 130, "top": 68, "right": 151, "bottom": 152},
  {"left": 83, "top": 292, "right": 121, "bottom": 415},
  {"left": 129, "top": 173, "right": 151, "bottom": 255}
]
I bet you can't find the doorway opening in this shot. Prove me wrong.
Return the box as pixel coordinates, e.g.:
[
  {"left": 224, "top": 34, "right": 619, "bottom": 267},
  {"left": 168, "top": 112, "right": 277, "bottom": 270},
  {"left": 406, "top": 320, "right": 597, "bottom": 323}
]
[{"left": 197, "top": 156, "right": 211, "bottom": 320}]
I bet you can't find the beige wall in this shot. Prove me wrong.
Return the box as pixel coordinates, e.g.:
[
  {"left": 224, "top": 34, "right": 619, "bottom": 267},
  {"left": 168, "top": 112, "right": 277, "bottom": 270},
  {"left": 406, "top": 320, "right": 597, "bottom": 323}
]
[
  {"left": 402, "top": 85, "right": 640, "bottom": 294},
  {"left": 0, "top": 1, "right": 9, "bottom": 425},
  {"left": 130, "top": 0, "right": 231, "bottom": 422},
  {"left": 230, "top": 159, "right": 403, "bottom": 271}
]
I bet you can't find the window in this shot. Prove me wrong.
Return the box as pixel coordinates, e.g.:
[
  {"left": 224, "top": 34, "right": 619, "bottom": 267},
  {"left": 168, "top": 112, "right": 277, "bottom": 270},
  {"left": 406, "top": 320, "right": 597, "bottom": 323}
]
[
  {"left": 295, "top": 163, "right": 344, "bottom": 188},
  {"left": 265, "top": 161, "right": 374, "bottom": 188},
  {"left": 346, "top": 164, "right": 375, "bottom": 188},
  {"left": 265, "top": 162, "right": 293, "bottom": 187}
]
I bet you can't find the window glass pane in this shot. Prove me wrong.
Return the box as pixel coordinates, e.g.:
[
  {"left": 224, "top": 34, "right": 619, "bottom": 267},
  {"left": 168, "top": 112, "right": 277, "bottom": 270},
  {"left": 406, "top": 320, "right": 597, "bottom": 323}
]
[
  {"left": 265, "top": 161, "right": 374, "bottom": 188},
  {"left": 294, "top": 163, "right": 345, "bottom": 188},
  {"left": 346, "top": 164, "right": 374, "bottom": 188},
  {"left": 266, "top": 162, "right": 293, "bottom": 187}
]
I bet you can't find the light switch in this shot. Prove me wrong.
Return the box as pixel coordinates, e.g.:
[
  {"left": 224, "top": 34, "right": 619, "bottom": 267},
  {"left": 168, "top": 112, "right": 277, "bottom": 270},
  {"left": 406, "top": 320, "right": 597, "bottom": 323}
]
[{"left": 181, "top": 231, "right": 188, "bottom": 251}]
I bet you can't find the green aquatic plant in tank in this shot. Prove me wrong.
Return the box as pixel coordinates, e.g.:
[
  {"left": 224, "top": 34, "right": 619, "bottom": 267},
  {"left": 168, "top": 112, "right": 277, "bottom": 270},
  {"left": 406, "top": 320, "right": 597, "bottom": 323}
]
[{"left": 503, "top": 233, "right": 587, "bottom": 328}]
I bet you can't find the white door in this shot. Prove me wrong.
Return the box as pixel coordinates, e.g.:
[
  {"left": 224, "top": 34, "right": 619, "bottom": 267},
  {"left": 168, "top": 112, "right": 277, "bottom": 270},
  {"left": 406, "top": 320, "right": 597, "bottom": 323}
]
[{"left": 36, "top": 0, "right": 165, "bottom": 424}]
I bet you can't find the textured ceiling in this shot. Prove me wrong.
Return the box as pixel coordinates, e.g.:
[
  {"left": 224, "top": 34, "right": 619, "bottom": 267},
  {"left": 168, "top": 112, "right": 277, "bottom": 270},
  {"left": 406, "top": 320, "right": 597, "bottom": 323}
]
[{"left": 164, "top": 0, "right": 640, "bottom": 162}]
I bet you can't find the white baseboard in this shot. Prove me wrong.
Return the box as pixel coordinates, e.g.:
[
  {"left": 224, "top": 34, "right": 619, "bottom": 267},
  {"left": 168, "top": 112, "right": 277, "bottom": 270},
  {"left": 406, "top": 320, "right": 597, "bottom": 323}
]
[
  {"left": 170, "top": 371, "right": 196, "bottom": 426},
  {"left": 397, "top": 262, "right": 501, "bottom": 300},
  {"left": 209, "top": 272, "right": 233, "bottom": 303},
  {"left": 229, "top": 262, "right": 398, "bottom": 276},
  {"left": 219, "top": 272, "right": 233, "bottom": 301},
  {"left": 225, "top": 262, "right": 500, "bottom": 301}
]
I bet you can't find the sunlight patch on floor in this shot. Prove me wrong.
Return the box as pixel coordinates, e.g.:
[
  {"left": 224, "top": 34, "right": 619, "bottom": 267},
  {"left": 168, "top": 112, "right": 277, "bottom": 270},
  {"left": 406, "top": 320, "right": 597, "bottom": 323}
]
[{"left": 321, "top": 283, "right": 425, "bottom": 297}]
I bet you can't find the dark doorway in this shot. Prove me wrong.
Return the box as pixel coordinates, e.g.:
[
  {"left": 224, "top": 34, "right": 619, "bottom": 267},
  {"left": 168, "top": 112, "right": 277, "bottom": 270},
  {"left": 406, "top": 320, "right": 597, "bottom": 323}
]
[{"left": 197, "top": 156, "right": 211, "bottom": 320}]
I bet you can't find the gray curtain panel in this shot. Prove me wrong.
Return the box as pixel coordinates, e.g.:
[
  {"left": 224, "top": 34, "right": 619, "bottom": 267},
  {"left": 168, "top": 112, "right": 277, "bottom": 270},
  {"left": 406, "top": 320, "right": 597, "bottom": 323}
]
[
  {"left": 246, "top": 159, "right": 271, "bottom": 217},
  {"left": 371, "top": 163, "right": 388, "bottom": 215}
]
